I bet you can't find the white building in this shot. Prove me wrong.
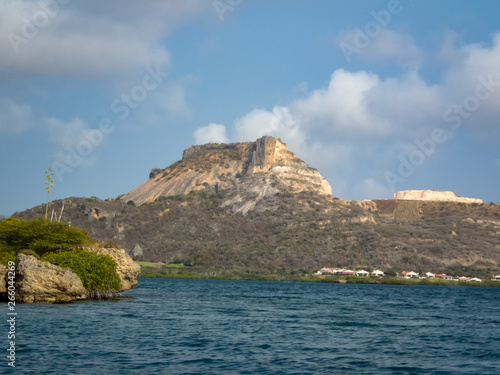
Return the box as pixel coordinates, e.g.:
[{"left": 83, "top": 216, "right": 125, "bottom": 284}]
[
  {"left": 371, "top": 270, "right": 384, "bottom": 277},
  {"left": 401, "top": 271, "right": 419, "bottom": 278}
]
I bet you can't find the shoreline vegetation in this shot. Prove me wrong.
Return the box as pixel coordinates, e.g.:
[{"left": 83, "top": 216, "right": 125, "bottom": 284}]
[
  {"left": 0, "top": 218, "right": 126, "bottom": 301},
  {"left": 138, "top": 263, "right": 500, "bottom": 287}
]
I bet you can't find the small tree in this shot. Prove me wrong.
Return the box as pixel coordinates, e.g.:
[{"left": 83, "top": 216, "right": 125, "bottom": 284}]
[
  {"left": 0, "top": 218, "right": 89, "bottom": 256},
  {"left": 44, "top": 167, "right": 54, "bottom": 221}
]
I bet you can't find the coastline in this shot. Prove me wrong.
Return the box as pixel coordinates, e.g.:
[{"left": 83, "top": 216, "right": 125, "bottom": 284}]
[{"left": 138, "top": 266, "right": 500, "bottom": 287}]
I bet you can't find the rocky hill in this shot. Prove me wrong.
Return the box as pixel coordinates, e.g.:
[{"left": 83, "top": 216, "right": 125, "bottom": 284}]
[
  {"left": 121, "top": 136, "right": 332, "bottom": 214},
  {"left": 11, "top": 137, "right": 500, "bottom": 279}
]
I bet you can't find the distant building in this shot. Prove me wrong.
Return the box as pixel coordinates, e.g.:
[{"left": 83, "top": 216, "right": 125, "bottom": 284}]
[
  {"left": 318, "top": 267, "right": 343, "bottom": 275},
  {"left": 435, "top": 274, "right": 453, "bottom": 280},
  {"left": 371, "top": 270, "right": 384, "bottom": 277},
  {"left": 401, "top": 271, "right": 419, "bottom": 278}
]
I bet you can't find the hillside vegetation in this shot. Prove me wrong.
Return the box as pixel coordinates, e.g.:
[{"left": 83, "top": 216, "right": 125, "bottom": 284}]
[
  {"left": 0, "top": 218, "right": 123, "bottom": 296},
  {"left": 13, "top": 190, "right": 500, "bottom": 280}
]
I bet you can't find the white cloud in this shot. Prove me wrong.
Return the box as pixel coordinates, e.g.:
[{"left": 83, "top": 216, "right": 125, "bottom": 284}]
[
  {"left": 45, "top": 117, "right": 100, "bottom": 167},
  {"left": 292, "top": 69, "right": 392, "bottom": 137},
  {"left": 233, "top": 106, "right": 299, "bottom": 141},
  {"left": 193, "top": 123, "right": 229, "bottom": 144},
  {"left": 438, "top": 31, "right": 466, "bottom": 66},
  {"left": 441, "top": 32, "right": 500, "bottom": 131},
  {"left": 0, "top": 0, "right": 208, "bottom": 78},
  {"left": 363, "top": 29, "right": 423, "bottom": 64},
  {"left": 365, "top": 71, "right": 444, "bottom": 135},
  {"left": 192, "top": 31, "right": 500, "bottom": 200},
  {"left": 152, "top": 75, "right": 199, "bottom": 119},
  {"left": 292, "top": 81, "right": 309, "bottom": 94},
  {"left": 353, "top": 178, "right": 393, "bottom": 200},
  {"left": 0, "top": 98, "right": 32, "bottom": 134},
  {"left": 338, "top": 29, "right": 423, "bottom": 65},
  {"left": 157, "top": 83, "right": 191, "bottom": 119}
]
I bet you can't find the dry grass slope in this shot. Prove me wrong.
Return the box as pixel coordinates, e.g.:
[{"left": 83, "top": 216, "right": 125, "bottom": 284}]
[{"left": 13, "top": 193, "right": 500, "bottom": 280}]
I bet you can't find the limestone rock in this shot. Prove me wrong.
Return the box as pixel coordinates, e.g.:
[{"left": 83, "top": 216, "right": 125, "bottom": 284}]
[
  {"left": 394, "top": 190, "right": 482, "bottom": 203},
  {"left": 130, "top": 244, "right": 144, "bottom": 259},
  {"left": 15, "top": 254, "right": 87, "bottom": 303},
  {"left": 121, "top": 136, "right": 333, "bottom": 214},
  {"left": 87, "top": 247, "right": 141, "bottom": 291},
  {"left": 0, "top": 264, "right": 7, "bottom": 294}
]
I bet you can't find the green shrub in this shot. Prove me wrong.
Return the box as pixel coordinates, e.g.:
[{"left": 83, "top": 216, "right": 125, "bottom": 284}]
[
  {"left": 100, "top": 240, "right": 118, "bottom": 248},
  {"left": 42, "top": 249, "right": 122, "bottom": 294},
  {"left": 384, "top": 268, "right": 398, "bottom": 277},
  {"left": 0, "top": 218, "right": 89, "bottom": 256},
  {"left": 0, "top": 251, "right": 15, "bottom": 267},
  {"left": 18, "top": 249, "right": 40, "bottom": 259},
  {"left": 127, "top": 200, "right": 136, "bottom": 206}
]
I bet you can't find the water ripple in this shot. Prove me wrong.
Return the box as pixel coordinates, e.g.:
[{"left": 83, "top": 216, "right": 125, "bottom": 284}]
[{"left": 11, "top": 279, "right": 500, "bottom": 374}]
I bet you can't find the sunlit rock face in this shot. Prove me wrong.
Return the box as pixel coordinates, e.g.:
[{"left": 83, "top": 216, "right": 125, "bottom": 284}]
[
  {"left": 121, "top": 136, "right": 332, "bottom": 214},
  {"left": 393, "top": 190, "right": 482, "bottom": 203}
]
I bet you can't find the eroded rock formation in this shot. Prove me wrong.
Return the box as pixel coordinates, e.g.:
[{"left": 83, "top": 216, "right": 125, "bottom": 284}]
[
  {"left": 394, "top": 190, "right": 482, "bottom": 203},
  {"left": 121, "top": 136, "right": 332, "bottom": 214},
  {"left": 15, "top": 254, "right": 88, "bottom": 303}
]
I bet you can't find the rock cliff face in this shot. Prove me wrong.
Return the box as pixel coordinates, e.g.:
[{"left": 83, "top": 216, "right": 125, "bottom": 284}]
[
  {"left": 394, "top": 190, "right": 483, "bottom": 203},
  {"left": 121, "top": 136, "right": 332, "bottom": 213}
]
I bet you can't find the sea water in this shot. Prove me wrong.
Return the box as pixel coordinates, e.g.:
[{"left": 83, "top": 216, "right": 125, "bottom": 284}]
[{"left": 7, "top": 279, "right": 500, "bottom": 374}]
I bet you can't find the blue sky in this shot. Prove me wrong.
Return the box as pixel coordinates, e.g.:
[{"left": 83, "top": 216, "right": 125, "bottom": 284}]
[{"left": 1, "top": 0, "right": 500, "bottom": 217}]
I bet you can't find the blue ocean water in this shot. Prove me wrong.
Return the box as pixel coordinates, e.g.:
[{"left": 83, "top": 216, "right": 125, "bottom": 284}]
[{"left": 6, "top": 279, "right": 500, "bottom": 374}]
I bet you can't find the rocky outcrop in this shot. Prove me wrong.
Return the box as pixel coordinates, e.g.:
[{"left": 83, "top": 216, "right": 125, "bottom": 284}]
[
  {"left": 121, "top": 136, "right": 333, "bottom": 213},
  {"left": 0, "top": 264, "right": 7, "bottom": 294},
  {"left": 87, "top": 247, "right": 141, "bottom": 291},
  {"left": 8, "top": 248, "right": 140, "bottom": 303},
  {"left": 130, "top": 244, "right": 144, "bottom": 259},
  {"left": 394, "top": 190, "right": 482, "bottom": 203},
  {"left": 15, "top": 254, "right": 88, "bottom": 303}
]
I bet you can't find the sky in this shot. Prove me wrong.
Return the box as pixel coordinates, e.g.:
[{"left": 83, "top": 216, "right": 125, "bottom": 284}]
[{"left": 1, "top": 0, "right": 500, "bottom": 217}]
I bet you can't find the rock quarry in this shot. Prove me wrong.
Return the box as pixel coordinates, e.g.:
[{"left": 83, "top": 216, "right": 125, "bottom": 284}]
[{"left": 393, "top": 190, "right": 483, "bottom": 203}]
